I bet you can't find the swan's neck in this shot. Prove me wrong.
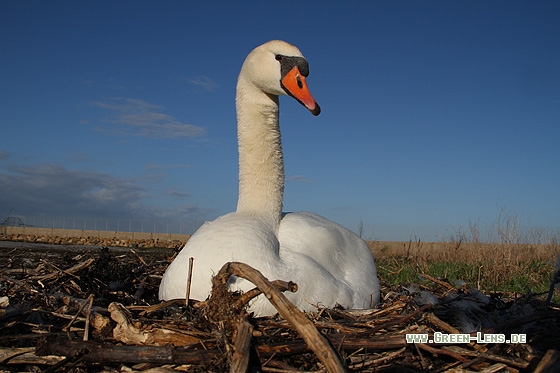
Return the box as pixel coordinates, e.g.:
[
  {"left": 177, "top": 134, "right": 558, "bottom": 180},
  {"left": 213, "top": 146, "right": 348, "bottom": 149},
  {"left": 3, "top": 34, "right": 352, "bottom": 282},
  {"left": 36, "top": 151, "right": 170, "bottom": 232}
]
[{"left": 235, "top": 77, "right": 284, "bottom": 227}]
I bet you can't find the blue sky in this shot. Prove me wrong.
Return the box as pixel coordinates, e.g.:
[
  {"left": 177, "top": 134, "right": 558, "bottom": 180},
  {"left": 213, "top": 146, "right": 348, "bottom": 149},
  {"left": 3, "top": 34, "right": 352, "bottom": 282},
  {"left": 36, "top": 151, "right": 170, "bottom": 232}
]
[{"left": 1, "top": 1, "right": 559, "bottom": 241}]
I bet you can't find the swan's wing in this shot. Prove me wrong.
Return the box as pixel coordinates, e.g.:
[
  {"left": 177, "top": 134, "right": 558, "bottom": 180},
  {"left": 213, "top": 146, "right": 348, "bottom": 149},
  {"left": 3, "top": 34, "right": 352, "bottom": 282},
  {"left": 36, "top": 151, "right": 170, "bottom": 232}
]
[
  {"left": 279, "top": 212, "right": 380, "bottom": 308},
  {"left": 159, "top": 212, "right": 279, "bottom": 301}
]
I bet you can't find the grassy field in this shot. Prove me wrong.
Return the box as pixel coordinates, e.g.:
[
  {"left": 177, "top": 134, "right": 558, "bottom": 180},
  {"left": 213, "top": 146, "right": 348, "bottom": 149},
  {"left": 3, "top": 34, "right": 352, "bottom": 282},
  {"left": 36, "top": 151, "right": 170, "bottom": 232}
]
[{"left": 368, "top": 223, "right": 560, "bottom": 302}]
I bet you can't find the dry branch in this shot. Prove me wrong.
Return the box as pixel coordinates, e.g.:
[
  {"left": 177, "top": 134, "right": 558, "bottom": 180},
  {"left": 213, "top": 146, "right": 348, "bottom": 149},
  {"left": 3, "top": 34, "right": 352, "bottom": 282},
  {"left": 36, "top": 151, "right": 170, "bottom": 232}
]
[
  {"left": 109, "top": 302, "right": 200, "bottom": 346},
  {"left": 444, "top": 346, "right": 529, "bottom": 369},
  {"left": 31, "top": 257, "right": 95, "bottom": 281},
  {"left": 230, "top": 315, "right": 254, "bottom": 373},
  {"left": 235, "top": 279, "right": 298, "bottom": 309},
  {"left": 0, "top": 347, "right": 64, "bottom": 366},
  {"left": 36, "top": 336, "right": 219, "bottom": 365},
  {"left": 211, "top": 262, "right": 346, "bottom": 373},
  {"left": 51, "top": 292, "right": 111, "bottom": 334},
  {"left": 533, "top": 349, "right": 560, "bottom": 373}
]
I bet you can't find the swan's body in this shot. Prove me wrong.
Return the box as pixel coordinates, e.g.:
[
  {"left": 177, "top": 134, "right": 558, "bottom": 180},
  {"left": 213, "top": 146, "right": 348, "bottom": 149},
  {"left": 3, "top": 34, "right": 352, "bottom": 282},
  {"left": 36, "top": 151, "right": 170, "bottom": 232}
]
[{"left": 159, "top": 40, "right": 380, "bottom": 316}]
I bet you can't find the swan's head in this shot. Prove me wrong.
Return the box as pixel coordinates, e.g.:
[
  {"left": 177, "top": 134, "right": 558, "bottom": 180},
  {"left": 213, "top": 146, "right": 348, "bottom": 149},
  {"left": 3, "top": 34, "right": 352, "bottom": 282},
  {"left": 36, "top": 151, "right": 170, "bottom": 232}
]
[{"left": 239, "top": 40, "right": 321, "bottom": 116}]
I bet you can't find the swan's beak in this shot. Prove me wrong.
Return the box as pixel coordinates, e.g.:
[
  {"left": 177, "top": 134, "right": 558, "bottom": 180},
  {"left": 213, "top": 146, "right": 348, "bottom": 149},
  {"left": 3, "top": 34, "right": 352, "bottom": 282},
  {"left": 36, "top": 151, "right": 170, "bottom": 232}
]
[{"left": 281, "top": 67, "right": 321, "bottom": 116}]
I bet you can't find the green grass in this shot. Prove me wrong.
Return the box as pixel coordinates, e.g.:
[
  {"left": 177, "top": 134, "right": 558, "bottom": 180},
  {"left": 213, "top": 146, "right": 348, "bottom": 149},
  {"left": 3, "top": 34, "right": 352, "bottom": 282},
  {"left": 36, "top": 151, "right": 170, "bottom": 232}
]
[
  {"left": 376, "top": 256, "right": 556, "bottom": 298},
  {"left": 369, "top": 217, "right": 560, "bottom": 303}
]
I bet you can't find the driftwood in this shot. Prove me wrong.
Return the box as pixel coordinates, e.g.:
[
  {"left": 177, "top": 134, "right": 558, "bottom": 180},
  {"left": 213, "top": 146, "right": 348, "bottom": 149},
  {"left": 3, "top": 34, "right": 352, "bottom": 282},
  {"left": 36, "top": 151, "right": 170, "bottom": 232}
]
[
  {"left": 0, "top": 346, "right": 64, "bottom": 365},
  {"left": 1, "top": 242, "right": 560, "bottom": 372},
  {"left": 109, "top": 301, "right": 201, "bottom": 346},
  {"left": 36, "top": 336, "right": 221, "bottom": 365}
]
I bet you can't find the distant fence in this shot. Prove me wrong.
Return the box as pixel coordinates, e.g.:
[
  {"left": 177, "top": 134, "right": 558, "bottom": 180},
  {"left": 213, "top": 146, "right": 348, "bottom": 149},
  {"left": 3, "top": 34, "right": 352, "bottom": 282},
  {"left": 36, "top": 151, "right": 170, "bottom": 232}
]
[
  {"left": 2, "top": 213, "right": 559, "bottom": 245},
  {"left": 1, "top": 215, "right": 202, "bottom": 235}
]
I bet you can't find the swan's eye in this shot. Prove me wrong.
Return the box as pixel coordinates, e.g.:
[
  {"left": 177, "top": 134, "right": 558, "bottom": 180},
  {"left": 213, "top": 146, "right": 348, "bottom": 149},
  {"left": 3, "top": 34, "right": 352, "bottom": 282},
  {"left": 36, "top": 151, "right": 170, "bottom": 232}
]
[{"left": 275, "top": 54, "right": 283, "bottom": 61}]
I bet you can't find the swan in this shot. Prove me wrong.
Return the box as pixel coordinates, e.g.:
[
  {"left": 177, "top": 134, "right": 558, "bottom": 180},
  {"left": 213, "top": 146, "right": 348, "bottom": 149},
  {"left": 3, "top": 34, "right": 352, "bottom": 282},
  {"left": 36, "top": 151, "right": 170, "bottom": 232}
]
[{"left": 159, "top": 40, "right": 380, "bottom": 316}]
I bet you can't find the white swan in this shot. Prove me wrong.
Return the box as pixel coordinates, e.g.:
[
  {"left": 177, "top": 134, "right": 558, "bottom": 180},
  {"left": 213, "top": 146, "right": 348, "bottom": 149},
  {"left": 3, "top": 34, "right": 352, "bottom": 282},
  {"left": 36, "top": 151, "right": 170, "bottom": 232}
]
[{"left": 159, "top": 40, "right": 380, "bottom": 316}]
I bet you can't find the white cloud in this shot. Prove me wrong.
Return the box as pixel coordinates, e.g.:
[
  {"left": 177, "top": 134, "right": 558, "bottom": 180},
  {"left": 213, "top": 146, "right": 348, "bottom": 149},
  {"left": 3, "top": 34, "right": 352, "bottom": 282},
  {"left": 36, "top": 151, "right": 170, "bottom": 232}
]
[
  {"left": 0, "top": 163, "right": 143, "bottom": 217},
  {"left": 0, "top": 163, "right": 210, "bottom": 221},
  {"left": 91, "top": 97, "right": 205, "bottom": 138},
  {"left": 144, "top": 162, "right": 191, "bottom": 170},
  {"left": 165, "top": 189, "right": 190, "bottom": 198},
  {"left": 188, "top": 75, "right": 219, "bottom": 92}
]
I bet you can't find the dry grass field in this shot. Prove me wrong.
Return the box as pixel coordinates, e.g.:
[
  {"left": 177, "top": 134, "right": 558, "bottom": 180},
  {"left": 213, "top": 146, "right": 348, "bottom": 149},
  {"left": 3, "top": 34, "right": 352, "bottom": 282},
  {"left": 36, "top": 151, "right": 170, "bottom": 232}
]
[
  {"left": 368, "top": 209, "right": 560, "bottom": 302},
  {"left": 368, "top": 222, "right": 560, "bottom": 302}
]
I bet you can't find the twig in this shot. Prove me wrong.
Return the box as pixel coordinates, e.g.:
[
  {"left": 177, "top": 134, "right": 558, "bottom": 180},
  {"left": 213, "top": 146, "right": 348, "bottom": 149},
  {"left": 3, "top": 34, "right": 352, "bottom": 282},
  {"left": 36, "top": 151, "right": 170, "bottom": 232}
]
[
  {"left": 235, "top": 279, "right": 298, "bottom": 309},
  {"left": 109, "top": 302, "right": 200, "bottom": 346},
  {"left": 37, "top": 336, "right": 219, "bottom": 364},
  {"left": 0, "top": 347, "right": 64, "bottom": 365},
  {"left": 545, "top": 269, "right": 560, "bottom": 306},
  {"left": 49, "top": 292, "right": 111, "bottom": 331},
  {"left": 230, "top": 315, "right": 254, "bottom": 373},
  {"left": 424, "top": 313, "right": 486, "bottom": 352},
  {"left": 533, "top": 349, "right": 560, "bottom": 373},
  {"left": 82, "top": 294, "right": 94, "bottom": 341},
  {"left": 32, "top": 258, "right": 95, "bottom": 282},
  {"left": 446, "top": 346, "right": 530, "bottom": 369},
  {"left": 414, "top": 341, "right": 428, "bottom": 369},
  {"left": 39, "top": 260, "right": 81, "bottom": 280},
  {"left": 62, "top": 294, "right": 94, "bottom": 333},
  {"left": 421, "top": 273, "right": 455, "bottom": 291},
  {"left": 130, "top": 248, "right": 147, "bottom": 266},
  {"left": 416, "top": 343, "right": 468, "bottom": 363},
  {"left": 136, "top": 299, "right": 187, "bottom": 316},
  {"left": 186, "top": 256, "right": 194, "bottom": 306},
  {"left": 348, "top": 347, "right": 406, "bottom": 370},
  {"left": 352, "top": 303, "right": 433, "bottom": 338},
  {"left": 212, "top": 262, "right": 346, "bottom": 373}
]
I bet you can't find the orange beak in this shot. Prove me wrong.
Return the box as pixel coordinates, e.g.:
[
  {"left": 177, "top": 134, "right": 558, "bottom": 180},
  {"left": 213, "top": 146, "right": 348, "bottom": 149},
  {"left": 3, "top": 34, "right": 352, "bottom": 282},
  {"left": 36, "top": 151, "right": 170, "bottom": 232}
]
[{"left": 281, "top": 66, "right": 321, "bottom": 116}]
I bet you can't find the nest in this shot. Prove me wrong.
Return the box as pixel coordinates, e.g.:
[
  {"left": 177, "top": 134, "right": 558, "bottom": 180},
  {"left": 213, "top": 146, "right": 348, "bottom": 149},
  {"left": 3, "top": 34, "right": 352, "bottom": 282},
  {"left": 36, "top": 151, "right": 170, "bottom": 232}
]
[{"left": 1, "top": 242, "right": 559, "bottom": 372}]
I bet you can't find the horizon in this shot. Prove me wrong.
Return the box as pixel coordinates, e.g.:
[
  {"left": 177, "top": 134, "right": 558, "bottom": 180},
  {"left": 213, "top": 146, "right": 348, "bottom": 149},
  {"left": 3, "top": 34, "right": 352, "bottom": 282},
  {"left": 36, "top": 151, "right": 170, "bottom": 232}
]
[{"left": 3, "top": 210, "right": 557, "bottom": 245}]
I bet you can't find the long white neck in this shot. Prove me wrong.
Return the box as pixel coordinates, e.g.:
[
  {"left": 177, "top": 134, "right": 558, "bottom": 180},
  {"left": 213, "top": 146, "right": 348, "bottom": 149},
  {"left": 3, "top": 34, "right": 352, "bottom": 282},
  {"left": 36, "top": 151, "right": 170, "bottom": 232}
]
[{"left": 235, "top": 75, "right": 284, "bottom": 228}]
